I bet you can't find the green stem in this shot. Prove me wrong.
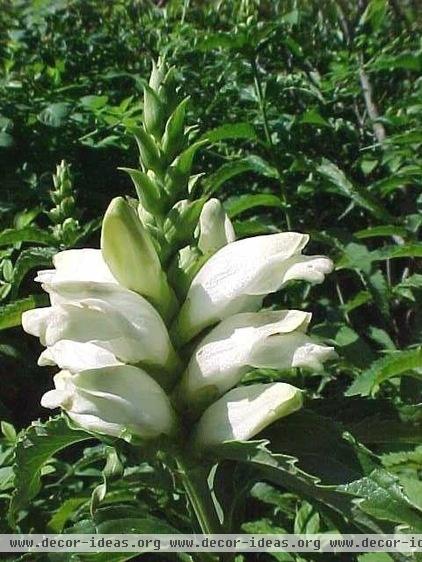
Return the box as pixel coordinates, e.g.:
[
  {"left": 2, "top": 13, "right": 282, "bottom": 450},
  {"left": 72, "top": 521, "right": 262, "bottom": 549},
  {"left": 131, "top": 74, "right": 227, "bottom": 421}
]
[
  {"left": 251, "top": 56, "right": 292, "bottom": 230},
  {"left": 175, "top": 453, "right": 221, "bottom": 535}
]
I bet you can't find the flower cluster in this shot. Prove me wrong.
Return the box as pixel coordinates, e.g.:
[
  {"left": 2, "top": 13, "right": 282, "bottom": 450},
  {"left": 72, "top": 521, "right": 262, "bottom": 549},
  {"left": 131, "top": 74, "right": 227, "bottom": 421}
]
[{"left": 22, "top": 60, "right": 336, "bottom": 450}]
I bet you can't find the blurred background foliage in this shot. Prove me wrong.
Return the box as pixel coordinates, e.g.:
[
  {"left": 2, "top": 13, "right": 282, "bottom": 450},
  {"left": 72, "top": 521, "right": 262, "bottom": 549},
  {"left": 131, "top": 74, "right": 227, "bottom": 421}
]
[{"left": 0, "top": 0, "right": 421, "bottom": 557}]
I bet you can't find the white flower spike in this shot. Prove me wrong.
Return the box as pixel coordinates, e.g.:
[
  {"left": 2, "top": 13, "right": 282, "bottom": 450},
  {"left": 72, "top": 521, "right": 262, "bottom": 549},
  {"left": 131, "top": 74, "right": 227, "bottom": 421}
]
[{"left": 22, "top": 60, "right": 336, "bottom": 450}]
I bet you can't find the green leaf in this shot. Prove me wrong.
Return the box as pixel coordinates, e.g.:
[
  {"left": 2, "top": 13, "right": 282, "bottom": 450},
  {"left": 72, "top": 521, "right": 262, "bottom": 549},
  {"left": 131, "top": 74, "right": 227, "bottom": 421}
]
[
  {"left": 80, "top": 95, "right": 109, "bottom": 110},
  {"left": 346, "top": 348, "right": 422, "bottom": 397},
  {"left": 372, "top": 53, "right": 422, "bottom": 72},
  {"left": 343, "top": 290, "right": 372, "bottom": 313},
  {"left": 365, "top": 270, "right": 389, "bottom": 318},
  {"left": 355, "top": 225, "right": 408, "bottom": 239},
  {"left": 224, "top": 194, "right": 283, "bottom": 218},
  {"left": 0, "top": 294, "right": 49, "bottom": 331},
  {"left": 242, "top": 154, "right": 279, "bottom": 178},
  {"left": 213, "top": 440, "right": 371, "bottom": 531},
  {"left": 317, "top": 160, "right": 392, "bottom": 221},
  {"left": 233, "top": 218, "right": 278, "bottom": 237},
  {"left": 0, "top": 132, "right": 14, "bottom": 147},
  {"left": 372, "top": 244, "right": 422, "bottom": 260},
  {"left": 200, "top": 122, "right": 256, "bottom": 143},
  {"left": 299, "top": 109, "right": 330, "bottom": 127},
  {"left": 198, "top": 31, "right": 248, "bottom": 52},
  {"left": 367, "top": 327, "right": 396, "bottom": 350},
  {"left": 9, "top": 416, "right": 92, "bottom": 521},
  {"left": 48, "top": 497, "right": 89, "bottom": 532},
  {"left": 10, "top": 247, "right": 56, "bottom": 297},
  {"left": 204, "top": 159, "right": 255, "bottom": 196},
  {"left": 340, "top": 468, "right": 422, "bottom": 531},
  {"left": 204, "top": 155, "right": 278, "bottom": 196},
  {"left": 38, "top": 102, "right": 71, "bottom": 127},
  {"left": 294, "top": 501, "right": 320, "bottom": 534},
  {"left": 0, "top": 227, "right": 56, "bottom": 246}
]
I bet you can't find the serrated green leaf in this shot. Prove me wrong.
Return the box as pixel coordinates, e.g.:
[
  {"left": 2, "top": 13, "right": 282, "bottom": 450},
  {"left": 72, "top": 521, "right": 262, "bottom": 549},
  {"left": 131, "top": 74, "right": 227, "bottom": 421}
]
[
  {"left": 213, "top": 440, "right": 373, "bottom": 532},
  {"left": 9, "top": 416, "right": 92, "bottom": 521},
  {"left": 0, "top": 227, "right": 56, "bottom": 247},
  {"left": 340, "top": 468, "right": 422, "bottom": 531},
  {"left": 0, "top": 294, "right": 49, "bottom": 331},
  {"left": 10, "top": 247, "right": 56, "bottom": 297},
  {"left": 347, "top": 348, "right": 422, "bottom": 397}
]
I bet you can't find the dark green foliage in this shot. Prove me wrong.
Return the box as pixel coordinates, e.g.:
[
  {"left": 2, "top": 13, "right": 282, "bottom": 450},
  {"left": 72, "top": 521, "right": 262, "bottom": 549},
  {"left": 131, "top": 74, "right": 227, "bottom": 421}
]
[{"left": 0, "top": 0, "right": 421, "bottom": 559}]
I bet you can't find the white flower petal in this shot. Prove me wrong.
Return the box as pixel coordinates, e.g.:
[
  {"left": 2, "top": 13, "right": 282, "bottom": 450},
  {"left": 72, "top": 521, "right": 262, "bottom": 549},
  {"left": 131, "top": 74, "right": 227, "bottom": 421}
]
[
  {"left": 38, "top": 341, "right": 121, "bottom": 372},
  {"left": 180, "top": 310, "right": 312, "bottom": 404},
  {"left": 24, "top": 298, "right": 178, "bottom": 370},
  {"left": 249, "top": 334, "right": 338, "bottom": 372},
  {"left": 197, "top": 198, "right": 235, "bottom": 254},
  {"left": 35, "top": 249, "right": 117, "bottom": 284},
  {"left": 41, "top": 366, "right": 178, "bottom": 440},
  {"left": 192, "top": 382, "right": 303, "bottom": 447},
  {"left": 175, "top": 232, "right": 332, "bottom": 342},
  {"left": 21, "top": 308, "right": 51, "bottom": 342}
]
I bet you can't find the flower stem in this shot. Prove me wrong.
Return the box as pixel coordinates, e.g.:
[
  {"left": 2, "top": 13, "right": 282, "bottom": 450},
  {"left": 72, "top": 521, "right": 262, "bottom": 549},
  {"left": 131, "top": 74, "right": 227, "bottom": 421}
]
[
  {"left": 251, "top": 56, "right": 292, "bottom": 231},
  {"left": 175, "top": 453, "right": 221, "bottom": 535}
]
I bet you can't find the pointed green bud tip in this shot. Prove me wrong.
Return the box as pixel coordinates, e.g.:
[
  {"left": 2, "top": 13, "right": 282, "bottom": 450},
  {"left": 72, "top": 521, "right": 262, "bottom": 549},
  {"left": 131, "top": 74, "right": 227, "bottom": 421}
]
[
  {"left": 143, "top": 85, "right": 165, "bottom": 139},
  {"left": 101, "top": 197, "right": 177, "bottom": 318}
]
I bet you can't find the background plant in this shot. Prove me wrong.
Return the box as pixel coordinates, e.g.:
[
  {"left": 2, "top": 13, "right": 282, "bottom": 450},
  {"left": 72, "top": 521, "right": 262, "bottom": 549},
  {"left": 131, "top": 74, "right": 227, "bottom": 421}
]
[{"left": 0, "top": 1, "right": 421, "bottom": 561}]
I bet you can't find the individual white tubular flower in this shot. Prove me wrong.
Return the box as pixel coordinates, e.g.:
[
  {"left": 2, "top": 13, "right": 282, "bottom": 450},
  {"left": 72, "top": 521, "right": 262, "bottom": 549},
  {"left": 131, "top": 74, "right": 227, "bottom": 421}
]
[
  {"left": 197, "top": 198, "right": 235, "bottom": 254},
  {"left": 41, "top": 366, "right": 178, "bottom": 440},
  {"left": 178, "top": 310, "right": 335, "bottom": 407},
  {"left": 174, "top": 232, "right": 333, "bottom": 343},
  {"left": 22, "top": 296, "right": 180, "bottom": 374},
  {"left": 38, "top": 341, "right": 122, "bottom": 372},
  {"left": 192, "top": 382, "right": 303, "bottom": 448},
  {"left": 101, "top": 197, "right": 177, "bottom": 320}
]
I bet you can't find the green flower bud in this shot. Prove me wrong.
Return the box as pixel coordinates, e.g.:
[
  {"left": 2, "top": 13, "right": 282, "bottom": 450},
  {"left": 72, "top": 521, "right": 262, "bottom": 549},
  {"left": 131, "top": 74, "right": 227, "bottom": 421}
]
[
  {"left": 149, "top": 58, "right": 167, "bottom": 91},
  {"left": 101, "top": 197, "right": 177, "bottom": 320},
  {"left": 143, "top": 85, "right": 165, "bottom": 139},
  {"left": 120, "top": 167, "right": 168, "bottom": 215},
  {"left": 134, "top": 126, "right": 163, "bottom": 174},
  {"left": 164, "top": 198, "right": 206, "bottom": 249},
  {"left": 162, "top": 97, "right": 189, "bottom": 163}
]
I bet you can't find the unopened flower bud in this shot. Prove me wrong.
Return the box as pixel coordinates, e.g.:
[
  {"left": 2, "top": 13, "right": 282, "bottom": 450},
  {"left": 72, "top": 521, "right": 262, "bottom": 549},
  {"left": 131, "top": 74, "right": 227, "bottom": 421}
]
[{"left": 101, "top": 197, "right": 177, "bottom": 319}]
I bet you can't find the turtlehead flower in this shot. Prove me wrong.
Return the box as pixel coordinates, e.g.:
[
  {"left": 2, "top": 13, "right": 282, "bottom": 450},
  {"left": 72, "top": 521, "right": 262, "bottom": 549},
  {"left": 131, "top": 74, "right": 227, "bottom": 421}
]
[
  {"left": 192, "top": 382, "right": 303, "bottom": 448},
  {"left": 22, "top": 60, "right": 336, "bottom": 449},
  {"left": 41, "top": 366, "right": 178, "bottom": 439},
  {"left": 174, "top": 232, "right": 333, "bottom": 343},
  {"left": 22, "top": 248, "right": 181, "bottom": 376},
  {"left": 178, "top": 310, "right": 336, "bottom": 408}
]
